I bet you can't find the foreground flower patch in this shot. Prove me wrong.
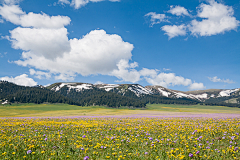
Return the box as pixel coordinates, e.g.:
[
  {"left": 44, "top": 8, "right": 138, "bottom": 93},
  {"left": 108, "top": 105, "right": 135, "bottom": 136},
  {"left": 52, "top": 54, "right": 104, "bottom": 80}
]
[{"left": 0, "top": 117, "right": 239, "bottom": 159}]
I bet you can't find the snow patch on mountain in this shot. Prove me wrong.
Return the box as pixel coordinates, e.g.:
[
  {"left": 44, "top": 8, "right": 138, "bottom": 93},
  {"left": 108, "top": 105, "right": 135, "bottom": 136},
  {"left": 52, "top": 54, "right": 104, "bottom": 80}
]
[
  {"left": 128, "top": 85, "right": 152, "bottom": 96},
  {"left": 52, "top": 83, "right": 93, "bottom": 92},
  {"left": 218, "top": 89, "right": 240, "bottom": 97},
  {"left": 98, "top": 84, "right": 119, "bottom": 91},
  {"left": 158, "top": 88, "right": 171, "bottom": 97}
]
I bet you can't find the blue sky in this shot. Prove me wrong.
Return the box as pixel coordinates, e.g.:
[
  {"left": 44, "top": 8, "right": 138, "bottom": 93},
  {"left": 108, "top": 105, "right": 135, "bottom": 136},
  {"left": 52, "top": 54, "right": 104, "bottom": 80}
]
[{"left": 0, "top": 0, "right": 239, "bottom": 91}]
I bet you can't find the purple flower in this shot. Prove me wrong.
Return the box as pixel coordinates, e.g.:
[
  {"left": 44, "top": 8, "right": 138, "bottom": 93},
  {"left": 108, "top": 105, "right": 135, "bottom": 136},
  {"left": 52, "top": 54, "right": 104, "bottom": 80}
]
[
  {"left": 81, "top": 148, "right": 84, "bottom": 150},
  {"left": 196, "top": 151, "right": 200, "bottom": 154},
  {"left": 149, "top": 137, "right": 153, "bottom": 141},
  {"left": 145, "top": 152, "right": 148, "bottom": 155},
  {"left": 234, "top": 147, "right": 238, "bottom": 151},
  {"left": 206, "top": 146, "right": 210, "bottom": 149},
  {"left": 44, "top": 138, "right": 48, "bottom": 141},
  {"left": 27, "top": 150, "right": 32, "bottom": 154},
  {"left": 84, "top": 156, "right": 89, "bottom": 160},
  {"left": 82, "top": 135, "right": 86, "bottom": 138},
  {"left": 189, "top": 153, "right": 193, "bottom": 157}
]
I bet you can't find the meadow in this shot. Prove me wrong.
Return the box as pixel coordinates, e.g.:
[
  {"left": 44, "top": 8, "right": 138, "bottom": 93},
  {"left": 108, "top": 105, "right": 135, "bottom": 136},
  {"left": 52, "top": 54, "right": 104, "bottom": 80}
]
[
  {"left": 0, "top": 104, "right": 240, "bottom": 159},
  {"left": 1, "top": 103, "right": 240, "bottom": 117}
]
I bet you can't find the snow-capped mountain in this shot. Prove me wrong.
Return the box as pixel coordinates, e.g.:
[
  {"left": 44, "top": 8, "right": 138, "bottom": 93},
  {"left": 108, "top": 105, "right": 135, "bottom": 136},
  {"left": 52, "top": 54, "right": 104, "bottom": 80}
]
[{"left": 48, "top": 82, "right": 240, "bottom": 102}]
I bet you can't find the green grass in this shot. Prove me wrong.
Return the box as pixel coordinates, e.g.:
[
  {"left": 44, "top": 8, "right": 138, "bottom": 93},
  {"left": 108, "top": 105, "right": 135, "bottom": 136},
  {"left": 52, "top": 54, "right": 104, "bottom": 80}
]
[{"left": 0, "top": 103, "right": 240, "bottom": 117}]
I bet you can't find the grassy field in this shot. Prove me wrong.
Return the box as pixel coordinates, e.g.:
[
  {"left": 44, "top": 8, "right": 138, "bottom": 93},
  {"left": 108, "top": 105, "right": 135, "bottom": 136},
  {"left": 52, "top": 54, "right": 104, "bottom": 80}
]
[{"left": 1, "top": 103, "right": 240, "bottom": 117}]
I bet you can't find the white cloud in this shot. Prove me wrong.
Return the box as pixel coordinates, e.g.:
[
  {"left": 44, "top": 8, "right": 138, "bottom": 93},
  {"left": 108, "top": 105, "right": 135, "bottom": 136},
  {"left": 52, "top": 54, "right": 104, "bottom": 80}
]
[
  {"left": 147, "top": 1, "right": 239, "bottom": 39},
  {"left": 208, "top": 76, "right": 235, "bottom": 84},
  {"left": 145, "top": 12, "right": 168, "bottom": 26},
  {"left": 163, "top": 68, "right": 171, "bottom": 71},
  {"left": 58, "top": 0, "right": 70, "bottom": 5},
  {"left": 188, "top": 82, "right": 206, "bottom": 90},
  {"left": 168, "top": 5, "right": 190, "bottom": 16},
  {"left": 14, "top": 29, "right": 134, "bottom": 79},
  {"left": 145, "top": 72, "right": 192, "bottom": 88},
  {"left": 0, "top": 5, "right": 71, "bottom": 28},
  {"left": 10, "top": 27, "right": 70, "bottom": 60},
  {"left": 110, "top": 59, "right": 141, "bottom": 83},
  {"left": 55, "top": 73, "right": 75, "bottom": 81},
  {"left": 0, "top": 74, "right": 37, "bottom": 86},
  {"left": 29, "top": 69, "right": 51, "bottom": 79},
  {"left": 189, "top": 0, "right": 239, "bottom": 36},
  {"left": 111, "top": 61, "right": 205, "bottom": 90},
  {"left": 161, "top": 24, "right": 187, "bottom": 39},
  {"left": 139, "top": 68, "right": 158, "bottom": 78},
  {"left": 58, "top": 0, "right": 120, "bottom": 9}
]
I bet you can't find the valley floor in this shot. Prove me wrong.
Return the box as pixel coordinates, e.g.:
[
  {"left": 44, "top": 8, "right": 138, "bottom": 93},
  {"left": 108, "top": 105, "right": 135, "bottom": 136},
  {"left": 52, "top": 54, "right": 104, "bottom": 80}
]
[{"left": 1, "top": 103, "right": 240, "bottom": 118}]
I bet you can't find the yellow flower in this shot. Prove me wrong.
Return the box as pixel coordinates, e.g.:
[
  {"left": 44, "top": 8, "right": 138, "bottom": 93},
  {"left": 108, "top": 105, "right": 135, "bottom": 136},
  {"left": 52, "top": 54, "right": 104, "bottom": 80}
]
[{"left": 12, "top": 152, "right": 15, "bottom": 155}]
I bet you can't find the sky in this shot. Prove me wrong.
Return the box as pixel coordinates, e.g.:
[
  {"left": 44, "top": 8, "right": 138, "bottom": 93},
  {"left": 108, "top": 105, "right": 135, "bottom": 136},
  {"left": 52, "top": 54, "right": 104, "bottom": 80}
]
[{"left": 0, "top": 0, "right": 239, "bottom": 91}]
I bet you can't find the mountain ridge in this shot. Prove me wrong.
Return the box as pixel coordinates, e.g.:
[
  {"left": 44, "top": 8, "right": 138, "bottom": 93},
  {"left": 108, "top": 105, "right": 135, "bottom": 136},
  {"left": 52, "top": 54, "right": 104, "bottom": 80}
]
[
  {"left": 48, "top": 82, "right": 240, "bottom": 102},
  {"left": 1, "top": 81, "right": 240, "bottom": 107}
]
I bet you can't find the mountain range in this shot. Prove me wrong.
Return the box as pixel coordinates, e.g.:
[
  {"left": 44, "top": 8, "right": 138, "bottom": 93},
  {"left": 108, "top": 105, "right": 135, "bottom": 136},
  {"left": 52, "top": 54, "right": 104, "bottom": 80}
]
[{"left": 1, "top": 81, "right": 240, "bottom": 108}]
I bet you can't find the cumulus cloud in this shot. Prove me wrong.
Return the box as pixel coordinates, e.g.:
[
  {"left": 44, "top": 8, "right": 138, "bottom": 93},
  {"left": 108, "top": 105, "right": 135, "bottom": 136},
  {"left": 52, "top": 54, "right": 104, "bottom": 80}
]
[
  {"left": 0, "top": 74, "right": 37, "bottom": 86},
  {"left": 161, "top": 24, "right": 187, "bottom": 39},
  {"left": 10, "top": 27, "right": 70, "bottom": 60},
  {"left": 58, "top": 0, "right": 119, "bottom": 9},
  {"left": 14, "top": 29, "right": 134, "bottom": 79},
  {"left": 0, "top": 5, "right": 71, "bottom": 28},
  {"left": 188, "top": 82, "right": 206, "bottom": 90},
  {"left": 147, "top": 1, "right": 239, "bottom": 39},
  {"left": 208, "top": 76, "right": 235, "bottom": 84},
  {"left": 145, "top": 12, "right": 168, "bottom": 26},
  {"left": 110, "top": 59, "right": 141, "bottom": 83},
  {"left": 168, "top": 5, "right": 190, "bottom": 16},
  {"left": 29, "top": 69, "right": 51, "bottom": 79},
  {"left": 189, "top": 0, "right": 239, "bottom": 36},
  {"left": 145, "top": 72, "right": 192, "bottom": 88},
  {"left": 111, "top": 61, "right": 205, "bottom": 90}
]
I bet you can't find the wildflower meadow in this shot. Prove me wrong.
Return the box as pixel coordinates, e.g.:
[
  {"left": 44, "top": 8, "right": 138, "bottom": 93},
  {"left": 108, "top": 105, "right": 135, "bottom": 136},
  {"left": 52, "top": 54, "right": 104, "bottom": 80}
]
[{"left": 0, "top": 116, "right": 239, "bottom": 159}]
